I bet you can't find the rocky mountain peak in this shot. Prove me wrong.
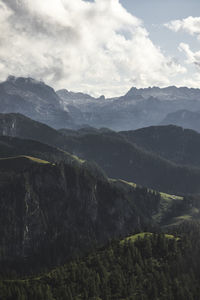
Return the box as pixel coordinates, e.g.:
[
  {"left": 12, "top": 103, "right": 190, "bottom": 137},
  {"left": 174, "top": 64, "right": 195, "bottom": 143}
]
[
  {"left": 57, "top": 89, "right": 94, "bottom": 101},
  {"left": 0, "top": 76, "right": 73, "bottom": 129},
  {"left": 6, "top": 75, "right": 43, "bottom": 85}
]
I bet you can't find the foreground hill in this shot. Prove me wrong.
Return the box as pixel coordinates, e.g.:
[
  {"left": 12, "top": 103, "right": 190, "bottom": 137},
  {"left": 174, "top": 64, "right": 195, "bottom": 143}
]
[
  {"left": 1, "top": 154, "right": 198, "bottom": 273},
  {"left": 120, "top": 125, "right": 200, "bottom": 168},
  {"left": 0, "top": 155, "right": 162, "bottom": 272},
  {"left": 2, "top": 225, "right": 200, "bottom": 299}
]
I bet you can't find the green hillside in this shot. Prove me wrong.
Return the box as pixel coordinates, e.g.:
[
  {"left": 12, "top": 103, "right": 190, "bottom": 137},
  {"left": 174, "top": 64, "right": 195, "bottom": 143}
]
[
  {"left": 0, "top": 135, "right": 82, "bottom": 166},
  {"left": 0, "top": 156, "right": 51, "bottom": 172},
  {"left": 1, "top": 226, "right": 200, "bottom": 300},
  {"left": 121, "top": 232, "right": 179, "bottom": 244},
  {"left": 110, "top": 178, "right": 199, "bottom": 227}
]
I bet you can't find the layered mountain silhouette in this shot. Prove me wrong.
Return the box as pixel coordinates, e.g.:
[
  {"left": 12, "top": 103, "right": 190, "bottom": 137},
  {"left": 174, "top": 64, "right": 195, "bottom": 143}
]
[
  {"left": 1, "top": 76, "right": 200, "bottom": 130},
  {"left": 59, "top": 127, "right": 200, "bottom": 195},
  {"left": 1, "top": 77, "right": 200, "bottom": 300},
  {"left": 1, "top": 113, "right": 200, "bottom": 195}
]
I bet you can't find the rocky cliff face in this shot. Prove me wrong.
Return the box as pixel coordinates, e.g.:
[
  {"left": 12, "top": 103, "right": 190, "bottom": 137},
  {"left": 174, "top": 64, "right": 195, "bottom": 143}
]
[
  {"left": 0, "top": 76, "right": 74, "bottom": 129},
  {"left": 0, "top": 158, "right": 159, "bottom": 270}
]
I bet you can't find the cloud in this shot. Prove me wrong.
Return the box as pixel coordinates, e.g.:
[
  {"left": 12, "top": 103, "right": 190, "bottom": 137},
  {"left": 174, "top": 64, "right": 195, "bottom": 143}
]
[
  {"left": 165, "top": 16, "right": 200, "bottom": 40},
  {"left": 178, "top": 42, "right": 200, "bottom": 81},
  {"left": 179, "top": 43, "right": 200, "bottom": 66},
  {"left": 0, "top": 0, "right": 186, "bottom": 96},
  {"left": 165, "top": 16, "right": 200, "bottom": 88}
]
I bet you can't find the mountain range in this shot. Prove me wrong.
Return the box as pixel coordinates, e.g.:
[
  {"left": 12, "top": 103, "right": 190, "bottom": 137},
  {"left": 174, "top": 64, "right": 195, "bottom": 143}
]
[
  {"left": 1, "top": 76, "right": 200, "bottom": 299},
  {"left": 1, "top": 76, "right": 200, "bottom": 131},
  {"left": 58, "top": 85, "right": 200, "bottom": 131},
  {"left": 1, "top": 113, "right": 200, "bottom": 195}
]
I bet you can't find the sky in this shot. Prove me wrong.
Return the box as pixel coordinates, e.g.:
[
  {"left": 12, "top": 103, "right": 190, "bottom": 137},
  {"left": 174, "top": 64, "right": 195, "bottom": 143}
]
[{"left": 0, "top": 0, "right": 200, "bottom": 97}]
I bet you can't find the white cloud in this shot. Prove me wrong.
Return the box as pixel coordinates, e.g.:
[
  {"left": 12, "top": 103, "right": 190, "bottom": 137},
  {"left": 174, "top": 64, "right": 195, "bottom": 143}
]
[
  {"left": 165, "top": 16, "right": 200, "bottom": 40},
  {"left": 178, "top": 72, "right": 200, "bottom": 88},
  {"left": 179, "top": 43, "right": 200, "bottom": 67},
  {"left": 165, "top": 16, "right": 200, "bottom": 88},
  {"left": 0, "top": 0, "right": 186, "bottom": 96}
]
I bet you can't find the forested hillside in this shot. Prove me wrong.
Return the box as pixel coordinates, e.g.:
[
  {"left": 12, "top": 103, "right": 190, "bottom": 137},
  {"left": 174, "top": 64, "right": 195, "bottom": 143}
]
[
  {"left": 1, "top": 223, "right": 200, "bottom": 300},
  {"left": 120, "top": 125, "right": 200, "bottom": 168},
  {"left": 0, "top": 155, "right": 163, "bottom": 273}
]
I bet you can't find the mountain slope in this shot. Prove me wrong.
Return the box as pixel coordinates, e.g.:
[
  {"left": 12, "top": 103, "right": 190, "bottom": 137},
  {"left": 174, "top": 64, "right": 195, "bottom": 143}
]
[
  {"left": 2, "top": 230, "right": 200, "bottom": 300},
  {"left": 0, "top": 113, "right": 68, "bottom": 148},
  {"left": 120, "top": 125, "right": 200, "bottom": 168},
  {"left": 0, "top": 155, "right": 162, "bottom": 271},
  {"left": 1, "top": 113, "right": 200, "bottom": 194},
  {"left": 161, "top": 109, "right": 200, "bottom": 133},
  {"left": 0, "top": 135, "right": 76, "bottom": 164},
  {"left": 0, "top": 156, "right": 50, "bottom": 172},
  {"left": 59, "top": 129, "right": 200, "bottom": 195},
  {"left": 0, "top": 76, "right": 73, "bottom": 128},
  {"left": 1, "top": 154, "right": 198, "bottom": 274}
]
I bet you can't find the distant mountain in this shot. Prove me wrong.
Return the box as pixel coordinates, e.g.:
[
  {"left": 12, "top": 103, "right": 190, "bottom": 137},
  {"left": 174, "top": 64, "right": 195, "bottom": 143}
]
[
  {"left": 57, "top": 89, "right": 95, "bottom": 102},
  {"left": 125, "top": 86, "right": 200, "bottom": 101},
  {"left": 120, "top": 125, "right": 200, "bottom": 168},
  {"left": 160, "top": 109, "right": 200, "bottom": 133},
  {"left": 57, "top": 85, "right": 200, "bottom": 131},
  {"left": 57, "top": 89, "right": 106, "bottom": 127},
  {"left": 2, "top": 76, "right": 200, "bottom": 131},
  {"left": 0, "top": 76, "right": 74, "bottom": 128}
]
